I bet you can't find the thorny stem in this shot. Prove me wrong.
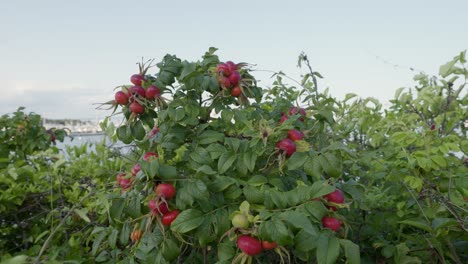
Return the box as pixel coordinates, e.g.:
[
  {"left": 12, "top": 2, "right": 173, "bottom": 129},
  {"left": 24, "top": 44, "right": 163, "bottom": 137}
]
[{"left": 300, "top": 53, "right": 320, "bottom": 98}]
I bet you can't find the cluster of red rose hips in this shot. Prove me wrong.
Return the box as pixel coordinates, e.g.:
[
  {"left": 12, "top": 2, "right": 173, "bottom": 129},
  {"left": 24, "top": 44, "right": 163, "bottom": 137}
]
[
  {"left": 113, "top": 73, "right": 161, "bottom": 115},
  {"left": 276, "top": 106, "right": 307, "bottom": 157},
  {"left": 116, "top": 151, "right": 158, "bottom": 191},
  {"left": 148, "top": 183, "right": 180, "bottom": 226},
  {"left": 319, "top": 188, "right": 345, "bottom": 232},
  {"left": 215, "top": 61, "right": 243, "bottom": 97},
  {"left": 235, "top": 235, "right": 278, "bottom": 257}
]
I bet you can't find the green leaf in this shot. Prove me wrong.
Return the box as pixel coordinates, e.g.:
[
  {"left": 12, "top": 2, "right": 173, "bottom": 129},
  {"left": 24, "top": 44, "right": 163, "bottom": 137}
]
[
  {"left": 243, "top": 186, "right": 265, "bottom": 204},
  {"left": 74, "top": 208, "right": 91, "bottom": 223},
  {"left": 309, "top": 180, "right": 334, "bottom": 199},
  {"left": 432, "top": 218, "right": 458, "bottom": 231},
  {"left": 158, "top": 164, "right": 178, "bottom": 180},
  {"left": 247, "top": 175, "right": 268, "bottom": 186},
  {"left": 287, "top": 152, "right": 309, "bottom": 170},
  {"left": 320, "top": 153, "right": 342, "bottom": 178},
  {"left": 398, "top": 219, "right": 432, "bottom": 232},
  {"left": 340, "top": 239, "right": 361, "bottom": 264},
  {"left": 190, "top": 147, "right": 212, "bottom": 164},
  {"left": 439, "top": 59, "right": 457, "bottom": 77},
  {"left": 126, "top": 195, "right": 141, "bottom": 218},
  {"left": 261, "top": 217, "right": 292, "bottom": 245},
  {"left": 108, "top": 229, "right": 119, "bottom": 249},
  {"left": 303, "top": 201, "right": 328, "bottom": 221},
  {"left": 117, "top": 125, "right": 133, "bottom": 144},
  {"left": 110, "top": 198, "right": 125, "bottom": 220},
  {"left": 403, "top": 176, "right": 423, "bottom": 192},
  {"left": 316, "top": 234, "right": 340, "bottom": 264},
  {"left": 206, "top": 144, "right": 227, "bottom": 160},
  {"left": 295, "top": 230, "right": 319, "bottom": 252},
  {"left": 218, "top": 152, "right": 237, "bottom": 174},
  {"left": 179, "top": 61, "right": 197, "bottom": 80},
  {"left": 92, "top": 230, "right": 107, "bottom": 256},
  {"left": 176, "top": 180, "right": 209, "bottom": 209},
  {"left": 431, "top": 156, "right": 447, "bottom": 168},
  {"left": 243, "top": 150, "right": 257, "bottom": 172},
  {"left": 280, "top": 210, "right": 316, "bottom": 234},
  {"left": 198, "top": 130, "right": 224, "bottom": 145},
  {"left": 131, "top": 120, "right": 146, "bottom": 140},
  {"left": 209, "top": 176, "right": 236, "bottom": 192},
  {"left": 218, "top": 242, "right": 235, "bottom": 262},
  {"left": 162, "top": 238, "right": 180, "bottom": 261},
  {"left": 304, "top": 156, "right": 322, "bottom": 180},
  {"left": 171, "top": 209, "right": 205, "bottom": 233},
  {"left": 197, "top": 165, "right": 217, "bottom": 175},
  {"left": 0, "top": 255, "right": 30, "bottom": 264}
]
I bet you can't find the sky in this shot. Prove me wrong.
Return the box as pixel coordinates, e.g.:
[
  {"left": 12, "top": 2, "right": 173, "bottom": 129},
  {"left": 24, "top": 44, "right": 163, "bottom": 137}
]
[{"left": 0, "top": 0, "right": 467, "bottom": 120}]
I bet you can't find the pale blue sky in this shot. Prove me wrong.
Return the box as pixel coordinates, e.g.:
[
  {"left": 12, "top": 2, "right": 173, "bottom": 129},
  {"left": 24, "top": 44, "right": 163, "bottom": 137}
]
[{"left": 1, "top": 0, "right": 467, "bottom": 119}]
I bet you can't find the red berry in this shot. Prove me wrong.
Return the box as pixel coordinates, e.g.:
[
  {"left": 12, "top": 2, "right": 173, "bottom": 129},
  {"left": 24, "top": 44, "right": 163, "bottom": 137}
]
[
  {"left": 129, "top": 102, "right": 145, "bottom": 114},
  {"left": 146, "top": 85, "right": 161, "bottom": 99},
  {"left": 322, "top": 217, "right": 342, "bottom": 232},
  {"left": 215, "top": 63, "right": 231, "bottom": 77},
  {"left": 236, "top": 235, "right": 262, "bottom": 256},
  {"left": 130, "top": 74, "right": 145, "bottom": 86},
  {"left": 119, "top": 178, "right": 132, "bottom": 189},
  {"left": 231, "top": 86, "right": 242, "bottom": 97},
  {"left": 288, "top": 107, "right": 306, "bottom": 116},
  {"left": 162, "top": 210, "right": 180, "bottom": 226},
  {"left": 324, "top": 189, "right": 345, "bottom": 204},
  {"left": 148, "top": 199, "right": 157, "bottom": 210},
  {"left": 261, "top": 241, "right": 278, "bottom": 250},
  {"left": 155, "top": 202, "right": 169, "bottom": 215},
  {"left": 131, "top": 163, "right": 141, "bottom": 176},
  {"left": 287, "top": 129, "right": 304, "bottom": 141},
  {"left": 289, "top": 107, "right": 306, "bottom": 121},
  {"left": 276, "top": 138, "right": 296, "bottom": 157},
  {"left": 143, "top": 151, "right": 158, "bottom": 161},
  {"left": 115, "top": 91, "right": 129, "bottom": 105},
  {"left": 116, "top": 172, "right": 125, "bottom": 183},
  {"left": 218, "top": 76, "right": 231, "bottom": 88},
  {"left": 229, "top": 71, "right": 241, "bottom": 86},
  {"left": 155, "top": 183, "right": 176, "bottom": 200},
  {"left": 128, "top": 86, "right": 146, "bottom": 97},
  {"left": 279, "top": 115, "right": 288, "bottom": 124},
  {"left": 225, "top": 61, "right": 237, "bottom": 73},
  {"left": 149, "top": 126, "right": 159, "bottom": 138}
]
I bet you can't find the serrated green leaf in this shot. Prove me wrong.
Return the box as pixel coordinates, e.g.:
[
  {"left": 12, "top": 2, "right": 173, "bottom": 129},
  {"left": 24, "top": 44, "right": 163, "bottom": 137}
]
[
  {"left": 317, "top": 234, "right": 340, "bottom": 264},
  {"left": 131, "top": 120, "right": 146, "bottom": 140},
  {"left": 171, "top": 209, "right": 205, "bottom": 233},
  {"left": 287, "top": 152, "right": 309, "bottom": 170},
  {"left": 218, "top": 152, "right": 237, "bottom": 174},
  {"left": 74, "top": 208, "right": 91, "bottom": 223},
  {"left": 340, "top": 239, "right": 361, "bottom": 264},
  {"left": 198, "top": 130, "right": 224, "bottom": 145}
]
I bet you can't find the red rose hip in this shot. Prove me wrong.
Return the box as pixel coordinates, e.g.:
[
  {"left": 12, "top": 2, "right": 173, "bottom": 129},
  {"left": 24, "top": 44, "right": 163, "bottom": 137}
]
[
  {"left": 236, "top": 235, "right": 262, "bottom": 256},
  {"left": 322, "top": 217, "right": 342, "bottom": 232},
  {"left": 155, "top": 183, "right": 176, "bottom": 200},
  {"left": 287, "top": 129, "right": 304, "bottom": 141},
  {"left": 276, "top": 138, "right": 296, "bottom": 157},
  {"left": 130, "top": 74, "right": 145, "bottom": 86},
  {"left": 162, "top": 210, "right": 180, "bottom": 226},
  {"left": 115, "top": 91, "right": 129, "bottom": 105},
  {"left": 129, "top": 102, "right": 145, "bottom": 114}
]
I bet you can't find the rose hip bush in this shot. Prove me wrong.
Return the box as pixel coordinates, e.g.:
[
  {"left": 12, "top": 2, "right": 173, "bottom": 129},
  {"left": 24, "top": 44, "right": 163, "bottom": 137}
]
[
  {"left": 92, "top": 48, "right": 364, "bottom": 263},
  {"left": 90, "top": 48, "right": 467, "bottom": 263},
  {"left": 9, "top": 48, "right": 463, "bottom": 263}
]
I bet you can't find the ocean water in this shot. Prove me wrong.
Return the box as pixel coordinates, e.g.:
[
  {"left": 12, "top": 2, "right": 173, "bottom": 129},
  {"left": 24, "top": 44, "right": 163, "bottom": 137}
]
[
  {"left": 56, "top": 134, "right": 106, "bottom": 149},
  {"left": 54, "top": 134, "right": 131, "bottom": 156}
]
